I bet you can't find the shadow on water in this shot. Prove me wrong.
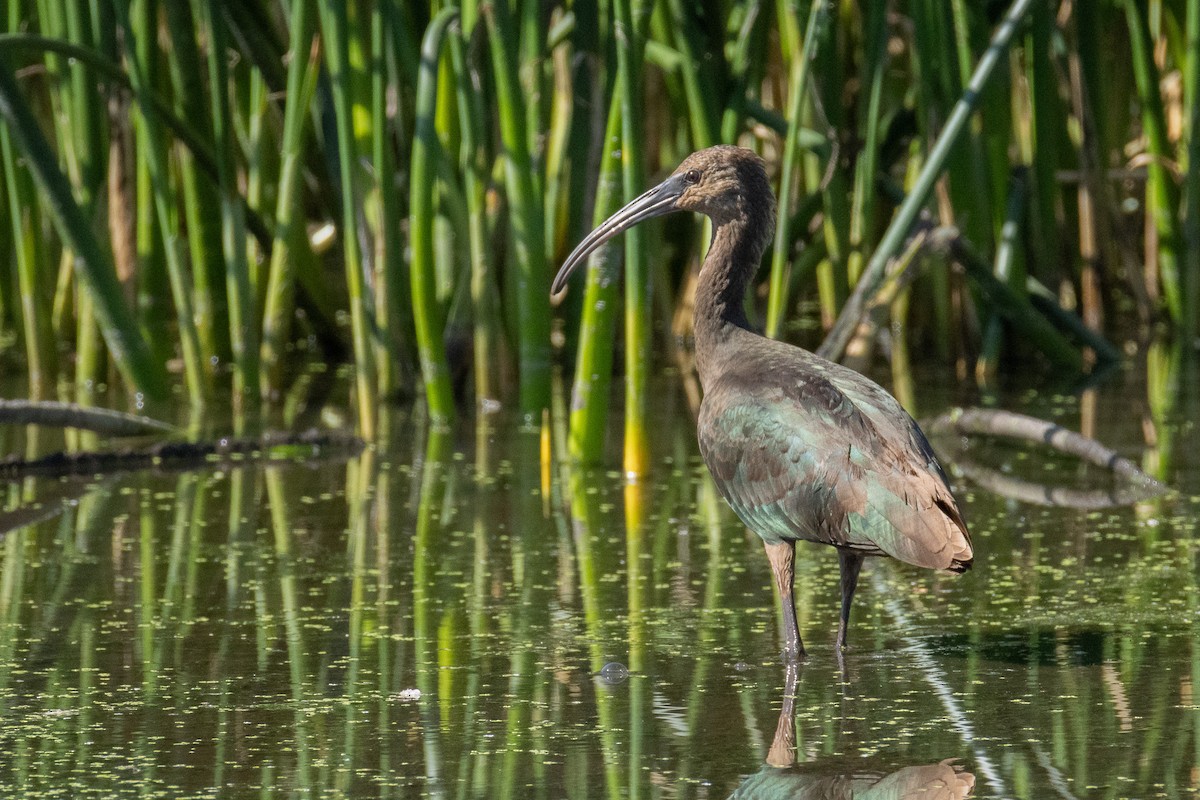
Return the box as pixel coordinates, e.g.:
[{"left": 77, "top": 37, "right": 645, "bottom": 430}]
[
  {"left": 0, "top": 359, "right": 1197, "bottom": 797},
  {"left": 921, "top": 628, "right": 1111, "bottom": 666}
]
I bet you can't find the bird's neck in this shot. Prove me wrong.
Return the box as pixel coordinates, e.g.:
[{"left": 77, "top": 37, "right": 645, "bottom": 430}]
[{"left": 693, "top": 213, "right": 769, "bottom": 390}]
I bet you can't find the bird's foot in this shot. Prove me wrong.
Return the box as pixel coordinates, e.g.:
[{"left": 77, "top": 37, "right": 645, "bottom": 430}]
[
  {"left": 781, "top": 646, "right": 807, "bottom": 666},
  {"left": 836, "top": 621, "right": 849, "bottom": 652}
]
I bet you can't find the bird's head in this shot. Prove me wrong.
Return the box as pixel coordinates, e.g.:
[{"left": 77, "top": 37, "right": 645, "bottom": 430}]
[
  {"left": 671, "top": 145, "right": 773, "bottom": 222},
  {"left": 552, "top": 145, "right": 774, "bottom": 296}
]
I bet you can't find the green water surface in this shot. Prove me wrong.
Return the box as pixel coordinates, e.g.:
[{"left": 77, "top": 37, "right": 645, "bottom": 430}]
[{"left": 1, "top": 363, "right": 1198, "bottom": 799}]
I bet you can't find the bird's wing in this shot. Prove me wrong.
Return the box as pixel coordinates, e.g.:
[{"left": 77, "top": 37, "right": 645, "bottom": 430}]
[
  {"left": 698, "top": 368, "right": 972, "bottom": 571},
  {"left": 698, "top": 373, "right": 871, "bottom": 548}
]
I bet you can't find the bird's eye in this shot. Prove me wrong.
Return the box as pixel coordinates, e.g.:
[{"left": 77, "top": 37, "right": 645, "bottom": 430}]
[{"left": 684, "top": 169, "right": 701, "bottom": 184}]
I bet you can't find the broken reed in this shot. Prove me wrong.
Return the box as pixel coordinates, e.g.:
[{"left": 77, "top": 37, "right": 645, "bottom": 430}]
[{"left": 0, "top": 0, "right": 1197, "bottom": 458}]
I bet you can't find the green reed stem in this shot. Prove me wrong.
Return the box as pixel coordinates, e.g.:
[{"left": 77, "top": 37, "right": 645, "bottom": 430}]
[
  {"left": 1125, "top": 0, "right": 1182, "bottom": 326},
  {"left": 165, "top": 1, "right": 226, "bottom": 370},
  {"left": 819, "top": 0, "right": 1037, "bottom": 363},
  {"left": 665, "top": 0, "right": 718, "bottom": 148},
  {"left": 0, "top": 31, "right": 275, "bottom": 250},
  {"left": 199, "top": 0, "right": 259, "bottom": 413},
  {"left": 487, "top": 0, "right": 552, "bottom": 420},
  {"left": 67, "top": 3, "right": 108, "bottom": 400},
  {"left": 1024, "top": 1, "right": 1062, "bottom": 281},
  {"left": 568, "top": 93, "right": 623, "bottom": 463},
  {"left": 1, "top": 120, "right": 54, "bottom": 396},
  {"left": 890, "top": 278, "right": 915, "bottom": 411},
  {"left": 51, "top": 248, "right": 71, "bottom": 335},
  {"left": 847, "top": 0, "right": 887, "bottom": 287},
  {"left": 36, "top": 0, "right": 75, "bottom": 183},
  {"left": 978, "top": 170, "right": 1027, "bottom": 379},
  {"left": 409, "top": 8, "right": 458, "bottom": 426},
  {"left": 0, "top": 176, "right": 8, "bottom": 338},
  {"left": 765, "top": 0, "right": 827, "bottom": 340},
  {"left": 119, "top": 0, "right": 208, "bottom": 404},
  {"left": 1181, "top": 0, "right": 1200, "bottom": 341},
  {"left": 912, "top": 0, "right": 987, "bottom": 351},
  {"left": 261, "top": 0, "right": 320, "bottom": 399},
  {"left": 371, "top": 5, "right": 410, "bottom": 399},
  {"left": 317, "top": 0, "right": 378, "bottom": 437},
  {"left": 519, "top": 0, "right": 546, "bottom": 205},
  {"left": 543, "top": 14, "right": 574, "bottom": 261},
  {"left": 131, "top": 0, "right": 167, "bottom": 382},
  {"left": 947, "top": 0, "right": 999, "bottom": 253},
  {"left": 64, "top": 2, "right": 103, "bottom": 198},
  {"left": 614, "top": 0, "right": 652, "bottom": 476},
  {"left": 74, "top": 288, "right": 103, "bottom": 404},
  {"left": 448, "top": 15, "right": 502, "bottom": 407},
  {"left": 244, "top": 72, "right": 272, "bottom": 232},
  {"left": 558, "top": 0, "right": 601, "bottom": 273},
  {"left": 0, "top": 54, "right": 167, "bottom": 400},
  {"left": 813, "top": 6, "right": 853, "bottom": 324},
  {"left": 720, "top": 0, "right": 769, "bottom": 143}
]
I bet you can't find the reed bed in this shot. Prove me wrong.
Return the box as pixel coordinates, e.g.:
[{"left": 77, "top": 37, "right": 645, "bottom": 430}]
[{"left": 0, "top": 1, "right": 1196, "bottom": 461}]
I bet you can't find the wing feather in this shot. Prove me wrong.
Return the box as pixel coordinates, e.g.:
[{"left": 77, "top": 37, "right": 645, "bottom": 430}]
[{"left": 698, "top": 355, "right": 972, "bottom": 571}]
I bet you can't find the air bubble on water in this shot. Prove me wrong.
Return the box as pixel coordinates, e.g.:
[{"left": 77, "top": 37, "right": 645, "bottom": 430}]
[{"left": 598, "top": 662, "right": 629, "bottom": 685}]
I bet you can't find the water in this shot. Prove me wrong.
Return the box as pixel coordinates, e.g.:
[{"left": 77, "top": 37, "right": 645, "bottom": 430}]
[{"left": 0, "top": 362, "right": 1197, "bottom": 798}]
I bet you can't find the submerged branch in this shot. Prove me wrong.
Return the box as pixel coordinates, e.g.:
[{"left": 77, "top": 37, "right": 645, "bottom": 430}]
[
  {"left": 0, "top": 430, "right": 364, "bottom": 480},
  {"left": 928, "top": 406, "right": 1168, "bottom": 502},
  {"left": 0, "top": 399, "right": 177, "bottom": 436},
  {"left": 945, "top": 458, "right": 1162, "bottom": 509}
]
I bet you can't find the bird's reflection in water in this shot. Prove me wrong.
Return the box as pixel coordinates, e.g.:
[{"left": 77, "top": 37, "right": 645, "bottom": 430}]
[{"left": 729, "top": 666, "right": 976, "bottom": 799}]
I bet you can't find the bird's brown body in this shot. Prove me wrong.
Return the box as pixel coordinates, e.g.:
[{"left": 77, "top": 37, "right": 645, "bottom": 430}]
[
  {"left": 554, "top": 145, "right": 972, "bottom": 660},
  {"left": 698, "top": 332, "right": 971, "bottom": 568}
]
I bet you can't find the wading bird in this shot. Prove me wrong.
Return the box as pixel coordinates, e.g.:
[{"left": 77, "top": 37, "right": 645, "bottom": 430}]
[{"left": 552, "top": 146, "right": 972, "bottom": 661}]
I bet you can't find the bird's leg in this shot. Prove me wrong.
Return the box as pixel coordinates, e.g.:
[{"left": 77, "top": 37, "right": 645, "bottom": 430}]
[
  {"left": 764, "top": 540, "right": 805, "bottom": 661},
  {"left": 766, "top": 660, "right": 800, "bottom": 768},
  {"left": 836, "top": 549, "right": 865, "bottom": 651}
]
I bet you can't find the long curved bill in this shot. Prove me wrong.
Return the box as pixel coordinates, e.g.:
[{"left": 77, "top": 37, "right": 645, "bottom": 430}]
[{"left": 551, "top": 172, "right": 688, "bottom": 296}]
